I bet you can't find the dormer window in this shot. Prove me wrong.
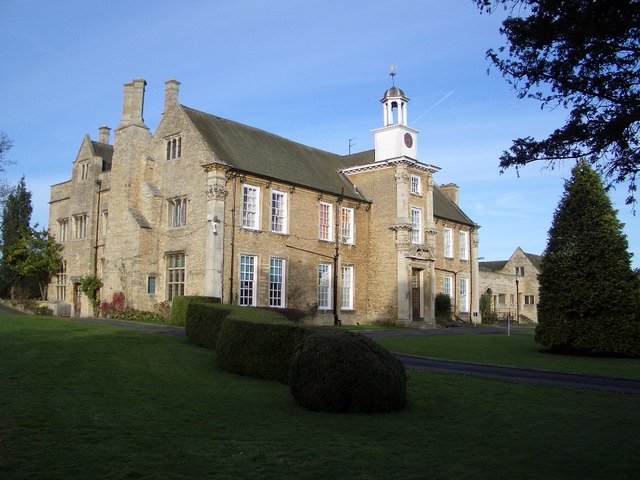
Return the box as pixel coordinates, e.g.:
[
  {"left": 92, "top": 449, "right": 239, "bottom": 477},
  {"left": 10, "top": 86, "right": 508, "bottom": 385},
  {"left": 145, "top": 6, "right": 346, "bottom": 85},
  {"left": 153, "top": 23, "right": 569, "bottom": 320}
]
[{"left": 166, "top": 136, "right": 182, "bottom": 160}]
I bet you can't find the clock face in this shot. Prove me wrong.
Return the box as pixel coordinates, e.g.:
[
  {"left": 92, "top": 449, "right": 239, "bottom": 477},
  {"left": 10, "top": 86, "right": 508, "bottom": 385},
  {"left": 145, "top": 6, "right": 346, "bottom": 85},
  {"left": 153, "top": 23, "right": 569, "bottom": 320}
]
[{"left": 404, "top": 132, "right": 413, "bottom": 148}]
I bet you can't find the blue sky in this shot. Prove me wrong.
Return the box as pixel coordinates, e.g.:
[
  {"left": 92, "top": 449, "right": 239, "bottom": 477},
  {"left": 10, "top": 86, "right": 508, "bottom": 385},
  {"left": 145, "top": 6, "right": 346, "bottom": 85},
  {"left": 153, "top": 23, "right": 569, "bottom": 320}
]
[{"left": 1, "top": 0, "right": 637, "bottom": 268}]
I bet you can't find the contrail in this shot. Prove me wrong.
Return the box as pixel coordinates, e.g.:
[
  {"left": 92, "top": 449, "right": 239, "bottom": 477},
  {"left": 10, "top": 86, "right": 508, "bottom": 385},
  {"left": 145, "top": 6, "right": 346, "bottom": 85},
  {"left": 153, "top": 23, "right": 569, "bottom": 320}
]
[{"left": 411, "top": 89, "right": 455, "bottom": 125}]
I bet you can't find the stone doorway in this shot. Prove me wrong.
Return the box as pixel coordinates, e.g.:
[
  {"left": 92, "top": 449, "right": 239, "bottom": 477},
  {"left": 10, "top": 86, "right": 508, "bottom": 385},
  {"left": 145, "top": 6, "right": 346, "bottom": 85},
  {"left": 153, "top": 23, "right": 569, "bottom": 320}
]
[
  {"left": 73, "top": 283, "right": 82, "bottom": 317},
  {"left": 411, "top": 268, "right": 422, "bottom": 321}
]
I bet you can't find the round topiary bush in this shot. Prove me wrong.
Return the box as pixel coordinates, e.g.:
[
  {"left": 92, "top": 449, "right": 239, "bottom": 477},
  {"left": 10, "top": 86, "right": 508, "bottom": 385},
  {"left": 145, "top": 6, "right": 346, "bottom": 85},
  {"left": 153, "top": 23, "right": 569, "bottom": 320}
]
[{"left": 288, "top": 331, "right": 407, "bottom": 413}]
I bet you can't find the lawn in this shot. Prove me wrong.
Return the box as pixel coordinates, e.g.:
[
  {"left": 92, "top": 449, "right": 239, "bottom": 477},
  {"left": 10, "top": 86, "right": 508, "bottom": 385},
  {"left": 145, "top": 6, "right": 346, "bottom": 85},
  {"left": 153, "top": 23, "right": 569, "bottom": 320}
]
[
  {"left": 1, "top": 315, "right": 639, "bottom": 479},
  {"left": 374, "top": 331, "right": 640, "bottom": 381}
]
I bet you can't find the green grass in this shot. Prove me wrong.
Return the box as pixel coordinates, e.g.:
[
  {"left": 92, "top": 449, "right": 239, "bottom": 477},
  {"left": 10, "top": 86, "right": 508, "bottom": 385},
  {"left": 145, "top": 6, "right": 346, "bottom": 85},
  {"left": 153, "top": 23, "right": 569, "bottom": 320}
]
[
  {"left": 1, "top": 315, "right": 640, "bottom": 479},
  {"left": 374, "top": 331, "right": 640, "bottom": 380}
]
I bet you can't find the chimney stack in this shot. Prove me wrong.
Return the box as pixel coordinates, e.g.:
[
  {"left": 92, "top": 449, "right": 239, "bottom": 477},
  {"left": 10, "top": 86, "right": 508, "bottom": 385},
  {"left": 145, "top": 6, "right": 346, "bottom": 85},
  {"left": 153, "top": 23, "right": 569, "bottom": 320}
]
[
  {"left": 164, "top": 79, "right": 180, "bottom": 112},
  {"left": 118, "top": 78, "right": 147, "bottom": 129},
  {"left": 439, "top": 183, "right": 460, "bottom": 205},
  {"left": 98, "top": 125, "right": 111, "bottom": 144}
]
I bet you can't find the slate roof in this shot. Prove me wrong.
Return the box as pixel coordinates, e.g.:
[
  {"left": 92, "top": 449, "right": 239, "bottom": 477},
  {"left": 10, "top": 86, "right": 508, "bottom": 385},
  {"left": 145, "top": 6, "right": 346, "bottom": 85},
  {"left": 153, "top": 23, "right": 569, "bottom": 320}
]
[
  {"left": 433, "top": 186, "right": 476, "bottom": 227},
  {"left": 183, "top": 104, "right": 476, "bottom": 226},
  {"left": 479, "top": 260, "right": 508, "bottom": 272},
  {"left": 479, "top": 251, "right": 543, "bottom": 273},
  {"left": 183, "top": 106, "right": 366, "bottom": 202},
  {"left": 93, "top": 141, "right": 113, "bottom": 171},
  {"left": 524, "top": 252, "right": 543, "bottom": 271}
]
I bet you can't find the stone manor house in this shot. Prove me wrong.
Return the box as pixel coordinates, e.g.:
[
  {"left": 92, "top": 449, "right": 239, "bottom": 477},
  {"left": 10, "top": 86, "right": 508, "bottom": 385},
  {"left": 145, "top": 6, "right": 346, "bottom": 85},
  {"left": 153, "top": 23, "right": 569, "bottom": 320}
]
[{"left": 48, "top": 79, "right": 480, "bottom": 325}]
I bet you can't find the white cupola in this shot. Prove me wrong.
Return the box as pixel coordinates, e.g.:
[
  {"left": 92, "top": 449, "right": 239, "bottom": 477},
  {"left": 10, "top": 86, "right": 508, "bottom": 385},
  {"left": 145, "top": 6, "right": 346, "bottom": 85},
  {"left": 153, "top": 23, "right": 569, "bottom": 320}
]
[{"left": 373, "top": 83, "right": 419, "bottom": 162}]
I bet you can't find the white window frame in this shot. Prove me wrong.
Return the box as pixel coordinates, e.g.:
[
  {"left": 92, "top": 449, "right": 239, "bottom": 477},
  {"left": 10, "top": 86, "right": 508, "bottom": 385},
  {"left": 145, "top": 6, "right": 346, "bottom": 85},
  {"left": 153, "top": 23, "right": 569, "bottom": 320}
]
[
  {"left": 318, "top": 263, "right": 332, "bottom": 310},
  {"left": 444, "top": 228, "right": 453, "bottom": 258},
  {"left": 169, "top": 197, "right": 187, "bottom": 228},
  {"left": 443, "top": 275, "right": 452, "bottom": 298},
  {"left": 411, "top": 207, "right": 423, "bottom": 244},
  {"left": 459, "top": 277, "right": 469, "bottom": 312},
  {"left": 515, "top": 266, "right": 525, "bottom": 277},
  {"left": 319, "top": 202, "right": 333, "bottom": 241},
  {"left": 269, "top": 258, "right": 286, "bottom": 307},
  {"left": 242, "top": 185, "right": 261, "bottom": 230},
  {"left": 166, "top": 253, "right": 186, "bottom": 301},
  {"left": 239, "top": 254, "right": 257, "bottom": 306},
  {"left": 341, "top": 207, "right": 355, "bottom": 245},
  {"left": 460, "top": 231, "right": 469, "bottom": 260},
  {"left": 410, "top": 174, "right": 422, "bottom": 195},
  {"left": 341, "top": 265, "right": 354, "bottom": 310},
  {"left": 270, "top": 190, "right": 288, "bottom": 234}
]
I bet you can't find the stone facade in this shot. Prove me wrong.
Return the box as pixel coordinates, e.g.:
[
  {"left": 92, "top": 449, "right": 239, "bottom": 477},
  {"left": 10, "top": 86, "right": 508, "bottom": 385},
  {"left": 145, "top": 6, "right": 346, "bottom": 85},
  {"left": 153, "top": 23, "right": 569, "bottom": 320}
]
[
  {"left": 48, "top": 79, "right": 479, "bottom": 325},
  {"left": 479, "top": 247, "right": 541, "bottom": 322}
]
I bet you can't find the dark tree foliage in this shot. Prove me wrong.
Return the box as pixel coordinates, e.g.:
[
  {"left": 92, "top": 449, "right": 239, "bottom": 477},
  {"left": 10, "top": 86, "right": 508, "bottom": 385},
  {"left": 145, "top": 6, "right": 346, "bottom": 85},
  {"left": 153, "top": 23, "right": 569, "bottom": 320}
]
[
  {"left": 1, "top": 176, "right": 32, "bottom": 250},
  {"left": 0, "top": 176, "right": 34, "bottom": 296},
  {"left": 0, "top": 131, "right": 14, "bottom": 203},
  {"left": 535, "top": 162, "right": 639, "bottom": 355},
  {"left": 475, "top": 0, "right": 640, "bottom": 205},
  {"left": 0, "top": 131, "right": 12, "bottom": 167}
]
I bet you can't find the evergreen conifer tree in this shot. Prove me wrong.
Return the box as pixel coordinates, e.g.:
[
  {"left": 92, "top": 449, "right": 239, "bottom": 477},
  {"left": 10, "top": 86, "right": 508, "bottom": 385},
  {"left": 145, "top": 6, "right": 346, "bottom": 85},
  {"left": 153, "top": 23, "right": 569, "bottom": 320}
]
[
  {"left": 1, "top": 176, "right": 32, "bottom": 249},
  {"left": 535, "top": 162, "right": 639, "bottom": 356},
  {"left": 0, "top": 176, "right": 33, "bottom": 295}
]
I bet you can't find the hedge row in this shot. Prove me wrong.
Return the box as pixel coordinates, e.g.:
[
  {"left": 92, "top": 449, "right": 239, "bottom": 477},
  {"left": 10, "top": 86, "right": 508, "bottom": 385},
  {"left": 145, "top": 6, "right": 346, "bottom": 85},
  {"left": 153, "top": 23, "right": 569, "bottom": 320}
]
[
  {"left": 535, "top": 313, "right": 640, "bottom": 357},
  {"left": 171, "top": 295, "right": 220, "bottom": 327},
  {"left": 181, "top": 299, "right": 407, "bottom": 413}
]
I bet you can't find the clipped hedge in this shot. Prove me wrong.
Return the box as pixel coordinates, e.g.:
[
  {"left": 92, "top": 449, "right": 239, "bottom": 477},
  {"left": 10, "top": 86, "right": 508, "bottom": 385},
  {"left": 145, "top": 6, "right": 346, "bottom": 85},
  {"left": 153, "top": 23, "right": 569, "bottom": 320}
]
[
  {"left": 184, "top": 302, "right": 229, "bottom": 349},
  {"left": 289, "top": 330, "right": 407, "bottom": 413},
  {"left": 215, "top": 313, "right": 315, "bottom": 384},
  {"left": 536, "top": 313, "right": 640, "bottom": 357},
  {"left": 171, "top": 295, "right": 219, "bottom": 327}
]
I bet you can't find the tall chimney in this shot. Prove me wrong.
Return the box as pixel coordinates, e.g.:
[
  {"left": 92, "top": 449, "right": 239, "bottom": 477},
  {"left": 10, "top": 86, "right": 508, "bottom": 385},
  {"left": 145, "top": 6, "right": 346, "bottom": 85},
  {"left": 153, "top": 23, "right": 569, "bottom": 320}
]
[
  {"left": 118, "top": 78, "right": 146, "bottom": 129},
  {"left": 164, "top": 79, "right": 180, "bottom": 112},
  {"left": 439, "top": 183, "right": 460, "bottom": 205},
  {"left": 98, "top": 125, "right": 111, "bottom": 144}
]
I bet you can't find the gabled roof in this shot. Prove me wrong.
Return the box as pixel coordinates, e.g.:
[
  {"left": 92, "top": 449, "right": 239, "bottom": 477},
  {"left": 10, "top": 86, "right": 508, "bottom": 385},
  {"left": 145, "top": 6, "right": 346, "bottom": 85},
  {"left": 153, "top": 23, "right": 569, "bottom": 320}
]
[
  {"left": 182, "top": 104, "right": 476, "bottom": 226},
  {"left": 433, "top": 186, "right": 476, "bottom": 227},
  {"left": 183, "top": 106, "right": 367, "bottom": 202},
  {"left": 92, "top": 141, "right": 113, "bottom": 171},
  {"left": 479, "top": 260, "right": 508, "bottom": 272},
  {"left": 480, "top": 248, "right": 543, "bottom": 273},
  {"left": 524, "top": 252, "right": 543, "bottom": 271},
  {"left": 92, "top": 141, "right": 113, "bottom": 163}
]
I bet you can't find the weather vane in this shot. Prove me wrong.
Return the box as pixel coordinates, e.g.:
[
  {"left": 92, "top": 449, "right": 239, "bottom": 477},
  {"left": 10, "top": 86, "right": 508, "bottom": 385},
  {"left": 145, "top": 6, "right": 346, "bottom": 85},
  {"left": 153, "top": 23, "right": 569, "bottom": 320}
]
[{"left": 389, "top": 65, "right": 397, "bottom": 85}]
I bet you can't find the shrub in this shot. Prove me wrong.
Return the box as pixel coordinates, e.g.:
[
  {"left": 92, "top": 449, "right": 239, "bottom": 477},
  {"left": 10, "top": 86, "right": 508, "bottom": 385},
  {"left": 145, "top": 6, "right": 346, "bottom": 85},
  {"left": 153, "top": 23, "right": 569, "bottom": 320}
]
[
  {"left": 258, "top": 306, "right": 308, "bottom": 323},
  {"left": 536, "top": 313, "right": 640, "bottom": 357},
  {"left": 215, "top": 311, "right": 314, "bottom": 383},
  {"left": 171, "top": 295, "right": 219, "bottom": 327},
  {"left": 109, "top": 308, "right": 164, "bottom": 324},
  {"left": 480, "top": 292, "right": 497, "bottom": 324},
  {"left": 288, "top": 331, "right": 407, "bottom": 413},
  {"left": 184, "top": 302, "right": 231, "bottom": 349},
  {"left": 79, "top": 275, "right": 103, "bottom": 316},
  {"left": 435, "top": 293, "right": 452, "bottom": 325},
  {"left": 100, "top": 291, "right": 126, "bottom": 317}
]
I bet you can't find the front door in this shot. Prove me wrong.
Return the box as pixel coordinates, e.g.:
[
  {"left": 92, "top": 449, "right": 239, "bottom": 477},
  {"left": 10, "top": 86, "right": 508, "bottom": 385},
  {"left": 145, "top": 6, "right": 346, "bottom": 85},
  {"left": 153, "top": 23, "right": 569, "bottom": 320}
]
[
  {"left": 411, "top": 269, "right": 422, "bottom": 321},
  {"left": 73, "top": 283, "right": 82, "bottom": 317}
]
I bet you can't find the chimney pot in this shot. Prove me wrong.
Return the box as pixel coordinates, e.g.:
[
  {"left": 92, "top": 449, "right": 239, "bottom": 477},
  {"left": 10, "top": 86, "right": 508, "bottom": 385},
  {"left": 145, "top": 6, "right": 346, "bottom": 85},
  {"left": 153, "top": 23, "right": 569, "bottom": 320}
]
[
  {"left": 164, "top": 80, "right": 181, "bottom": 112},
  {"left": 98, "top": 126, "right": 111, "bottom": 144},
  {"left": 439, "top": 183, "right": 460, "bottom": 205}
]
